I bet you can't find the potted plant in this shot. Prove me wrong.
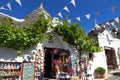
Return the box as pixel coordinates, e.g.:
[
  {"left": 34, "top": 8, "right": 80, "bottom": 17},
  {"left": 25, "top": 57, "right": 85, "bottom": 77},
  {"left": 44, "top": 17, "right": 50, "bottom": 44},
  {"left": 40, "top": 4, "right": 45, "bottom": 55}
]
[{"left": 95, "top": 67, "right": 106, "bottom": 78}]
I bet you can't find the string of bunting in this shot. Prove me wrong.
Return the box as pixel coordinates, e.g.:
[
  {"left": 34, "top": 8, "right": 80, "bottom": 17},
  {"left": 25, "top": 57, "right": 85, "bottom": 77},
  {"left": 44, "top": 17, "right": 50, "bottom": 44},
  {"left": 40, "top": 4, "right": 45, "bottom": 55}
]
[
  {"left": 57, "top": 0, "right": 76, "bottom": 18},
  {"left": 0, "top": 0, "right": 119, "bottom": 28},
  {"left": 56, "top": 0, "right": 120, "bottom": 27},
  {"left": 0, "top": 0, "right": 22, "bottom": 11}
]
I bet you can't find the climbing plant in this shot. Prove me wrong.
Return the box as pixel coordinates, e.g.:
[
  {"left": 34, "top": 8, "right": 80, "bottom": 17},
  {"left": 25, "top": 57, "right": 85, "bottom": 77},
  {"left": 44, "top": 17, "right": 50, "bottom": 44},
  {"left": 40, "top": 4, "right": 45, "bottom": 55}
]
[
  {"left": 0, "top": 13, "right": 101, "bottom": 53},
  {"left": 54, "top": 20, "right": 101, "bottom": 52},
  {"left": 0, "top": 14, "right": 50, "bottom": 51}
]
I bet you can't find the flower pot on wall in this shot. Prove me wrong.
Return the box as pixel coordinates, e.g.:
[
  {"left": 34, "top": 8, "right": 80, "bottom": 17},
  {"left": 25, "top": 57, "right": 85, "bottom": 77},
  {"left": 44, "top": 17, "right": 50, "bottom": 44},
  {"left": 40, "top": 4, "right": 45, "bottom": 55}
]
[
  {"left": 97, "top": 74, "right": 105, "bottom": 78},
  {"left": 95, "top": 67, "right": 106, "bottom": 78}
]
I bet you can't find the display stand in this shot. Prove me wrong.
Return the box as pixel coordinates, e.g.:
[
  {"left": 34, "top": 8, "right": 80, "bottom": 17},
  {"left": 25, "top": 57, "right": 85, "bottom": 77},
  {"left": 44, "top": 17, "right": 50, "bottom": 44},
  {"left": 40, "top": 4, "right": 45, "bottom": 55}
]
[
  {"left": 0, "top": 62, "right": 22, "bottom": 80},
  {"left": 22, "top": 62, "right": 35, "bottom": 80},
  {"left": 34, "top": 49, "right": 44, "bottom": 80}
]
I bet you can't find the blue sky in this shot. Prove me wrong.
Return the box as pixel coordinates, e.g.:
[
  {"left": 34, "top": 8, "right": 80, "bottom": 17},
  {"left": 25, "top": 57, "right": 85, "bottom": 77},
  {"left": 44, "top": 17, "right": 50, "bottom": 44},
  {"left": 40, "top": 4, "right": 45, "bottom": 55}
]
[{"left": 0, "top": 0, "right": 120, "bottom": 33}]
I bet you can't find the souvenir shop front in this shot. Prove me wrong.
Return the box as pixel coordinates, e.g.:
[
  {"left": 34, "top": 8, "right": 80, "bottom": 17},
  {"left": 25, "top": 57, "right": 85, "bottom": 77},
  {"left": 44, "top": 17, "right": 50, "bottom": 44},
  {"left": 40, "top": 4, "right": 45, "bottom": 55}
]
[
  {"left": 37, "top": 34, "right": 94, "bottom": 80},
  {"left": 0, "top": 34, "right": 94, "bottom": 80},
  {"left": 43, "top": 47, "right": 70, "bottom": 79}
]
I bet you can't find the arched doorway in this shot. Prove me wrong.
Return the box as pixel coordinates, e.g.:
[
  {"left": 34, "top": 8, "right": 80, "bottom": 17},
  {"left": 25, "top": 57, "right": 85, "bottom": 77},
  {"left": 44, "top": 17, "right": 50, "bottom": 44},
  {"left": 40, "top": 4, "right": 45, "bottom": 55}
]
[{"left": 105, "top": 47, "right": 118, "bottom": 71}]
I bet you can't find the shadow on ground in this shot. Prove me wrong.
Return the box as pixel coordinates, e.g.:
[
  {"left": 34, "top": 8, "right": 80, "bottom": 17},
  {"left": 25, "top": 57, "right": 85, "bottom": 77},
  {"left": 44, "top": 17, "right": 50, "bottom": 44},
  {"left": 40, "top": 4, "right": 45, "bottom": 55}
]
[
  {"left": 106, "top": 72, "right": 120, "bottom": 80},
  {"left": 112, "top": 72, "right": 120, "bottom": 76}
]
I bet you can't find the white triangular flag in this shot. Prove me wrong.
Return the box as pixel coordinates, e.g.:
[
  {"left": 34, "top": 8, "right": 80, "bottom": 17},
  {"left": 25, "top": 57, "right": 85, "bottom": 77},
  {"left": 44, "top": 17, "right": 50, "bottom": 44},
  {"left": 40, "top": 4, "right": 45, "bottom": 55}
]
[
  {"left": 63, "top": 6, "right": 70, "bottom": 13},
  {"left": 67, "top": 19, "right": 71, "bottom": 24},
  {"left": 114, "top": 17, "right": 119, "bottom": 23},
  {"left": 0, "top": 7, "right": 8, "bottom": 10},
  {"left": 76, "top": 17, "right": 81, "bottom": 21},
  {"left": 0, "top": 7, "right": 5, "bottom": 10},
  {"left": 111, "top": 22, "right": 115, "bottom": 26},
  {"left": 71, "top": 0, "right": 76, "bottom": 7},
  {"left": 7, "top": 3, "right": 12, "bottom": 11},
  {"left": 105, "top": 22, "right": 110, "bottom": 25},
  {"left": 57, "top": 12, "right": 63, "bottom": 18},
  {"left": 85, "top": 14, "right": 90, "bottom": 19},
  {"left": 15, "top": 0, "right": 22, "bottom": 6},
  {"left": 110, "top": 6, "right": 116, "bottom": 13}
]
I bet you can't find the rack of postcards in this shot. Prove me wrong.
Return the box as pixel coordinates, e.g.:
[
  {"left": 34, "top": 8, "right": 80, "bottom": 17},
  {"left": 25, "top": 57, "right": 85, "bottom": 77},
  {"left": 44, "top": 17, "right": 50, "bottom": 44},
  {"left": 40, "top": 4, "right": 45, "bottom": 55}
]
[
  {"left": 0, "top": 47, "right": 44, "bottom": 80},
  {"left": 22, "top": 62, "right": 35, "bottom": 80},
  {"left": 0, "top": 61, "right": 22, "bottom": 80},
  {"left": 34, "top": 49, "right": 45, "bottom": 80}
]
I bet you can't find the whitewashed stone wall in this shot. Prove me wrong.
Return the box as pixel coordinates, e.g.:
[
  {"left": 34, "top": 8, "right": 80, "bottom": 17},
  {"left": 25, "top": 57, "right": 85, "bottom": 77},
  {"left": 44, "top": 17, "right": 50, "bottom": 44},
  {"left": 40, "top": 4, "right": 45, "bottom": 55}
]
[{"left": 92, "top": 30, "right": 120, "bottom": 75}]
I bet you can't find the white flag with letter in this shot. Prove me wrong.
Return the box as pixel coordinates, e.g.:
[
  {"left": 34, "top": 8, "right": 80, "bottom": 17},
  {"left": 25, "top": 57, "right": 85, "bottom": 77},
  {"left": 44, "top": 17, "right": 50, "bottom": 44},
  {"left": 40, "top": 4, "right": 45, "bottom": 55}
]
[
  {"left": 71, "top": 0, "right": 76, "bottom": 7},
  {"left": 63, "top": 6, "right": 70, "bottom": 13},
  {"left": 15, "top": 0, "right": 22, "bottom": 6},
  {"left": 7, "top": 3, "right": 12, "bottom": 11}
]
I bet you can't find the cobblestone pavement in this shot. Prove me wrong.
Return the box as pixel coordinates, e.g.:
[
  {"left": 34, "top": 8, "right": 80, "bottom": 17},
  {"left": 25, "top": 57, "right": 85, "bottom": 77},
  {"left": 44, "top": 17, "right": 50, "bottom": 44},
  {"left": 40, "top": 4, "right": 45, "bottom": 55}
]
[{"left": 106, "top": 72, "right": 120, "bottom": 80}]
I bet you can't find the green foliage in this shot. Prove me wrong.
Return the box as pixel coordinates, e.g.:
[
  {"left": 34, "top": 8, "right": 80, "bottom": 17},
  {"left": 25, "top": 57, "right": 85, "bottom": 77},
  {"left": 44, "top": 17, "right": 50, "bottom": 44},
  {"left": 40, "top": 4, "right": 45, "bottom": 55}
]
[
  {"left": 0, "top": 14, "right": 101, "bottom": 53},
  {"left": 54, "top": 20, "right": 101, "bottom": 52},
  {"left": 0, "top": 14, "right": 50, "bottom": 51},
  {"left": 17, "top": 53, "right": 23, "bottom": 57},
  {"left": 95, "top": 67, "right": 106, "bottom": 74}
]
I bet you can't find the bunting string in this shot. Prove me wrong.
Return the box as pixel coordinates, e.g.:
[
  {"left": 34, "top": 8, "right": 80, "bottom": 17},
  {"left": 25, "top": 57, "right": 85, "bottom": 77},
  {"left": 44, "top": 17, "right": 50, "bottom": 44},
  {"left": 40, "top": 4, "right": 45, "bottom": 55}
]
[
  {"left": 56, "top": 0, "right": 119, "bottom": 27},
  {"left": 0, "top": 0, "right": 22, "bottom": 11},
  {"left": 0, "top": 0, "right": 119, "bottom": 28},
  {"left": 56, "top": 0, "right": 76, "bottom": 18},
  {"left": 0, "top": 0, "right": 14, "bottom": 11}
]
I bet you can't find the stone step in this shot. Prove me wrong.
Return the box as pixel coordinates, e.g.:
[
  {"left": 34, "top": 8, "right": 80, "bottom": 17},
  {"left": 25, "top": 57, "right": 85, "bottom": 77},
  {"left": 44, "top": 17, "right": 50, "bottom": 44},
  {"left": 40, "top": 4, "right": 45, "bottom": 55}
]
[{"left": 105, "top": 73, "right": 113, "bottom": 79}]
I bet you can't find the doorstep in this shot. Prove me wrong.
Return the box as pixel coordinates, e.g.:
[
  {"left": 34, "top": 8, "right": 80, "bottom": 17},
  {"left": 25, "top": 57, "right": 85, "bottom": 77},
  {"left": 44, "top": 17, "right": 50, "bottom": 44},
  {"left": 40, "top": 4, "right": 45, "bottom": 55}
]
[{"left": 95, "top": 73, "right": 113, "bottom": 80}]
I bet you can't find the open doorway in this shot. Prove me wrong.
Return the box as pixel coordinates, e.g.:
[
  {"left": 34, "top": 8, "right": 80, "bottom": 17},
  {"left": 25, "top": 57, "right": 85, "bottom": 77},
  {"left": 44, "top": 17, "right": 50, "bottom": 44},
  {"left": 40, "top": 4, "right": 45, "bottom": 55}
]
[
  {"left": 44, "top": 48, "right": 53, "bottom": 78},
  {"left": 105, "top": 47, "right": 118, "bottom": 70},
  {"left": 44, "top": 47, "right": 70, "bottom": 79}
]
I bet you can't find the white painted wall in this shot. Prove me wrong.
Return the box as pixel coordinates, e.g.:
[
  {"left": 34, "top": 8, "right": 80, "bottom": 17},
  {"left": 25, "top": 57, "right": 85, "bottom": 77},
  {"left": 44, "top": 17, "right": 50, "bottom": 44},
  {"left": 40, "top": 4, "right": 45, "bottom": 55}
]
[
  {"left": 0, "top": 46, "right": 36, "bottom": 61},
  {"left": 92, "top": 30, "right": 120, "bottom": 75},
  {"left": 0, "top": 34, "right": 79, "bottom": 64}
]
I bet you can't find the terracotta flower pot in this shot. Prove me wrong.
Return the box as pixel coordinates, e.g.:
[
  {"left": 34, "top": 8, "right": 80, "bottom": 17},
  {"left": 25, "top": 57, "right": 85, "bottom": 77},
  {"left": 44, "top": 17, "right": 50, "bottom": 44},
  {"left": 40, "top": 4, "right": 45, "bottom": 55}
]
[{"left": 97, "top": 74, "right": 105, "bottom": 78}]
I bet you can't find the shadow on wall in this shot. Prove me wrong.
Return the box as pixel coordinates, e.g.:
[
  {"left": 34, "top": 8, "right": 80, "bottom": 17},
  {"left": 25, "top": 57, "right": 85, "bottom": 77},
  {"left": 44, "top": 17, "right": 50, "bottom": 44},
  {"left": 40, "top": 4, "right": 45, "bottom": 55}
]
[{"left": 93, "top": 71, "right": 97, "bottom": 78}]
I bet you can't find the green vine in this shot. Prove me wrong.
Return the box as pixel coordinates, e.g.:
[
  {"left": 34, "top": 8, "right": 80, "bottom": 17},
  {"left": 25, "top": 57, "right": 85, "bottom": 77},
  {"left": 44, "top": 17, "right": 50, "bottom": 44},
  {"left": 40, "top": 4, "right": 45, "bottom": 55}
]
[
  {"left": 0, "top": 14, "right": 50, "bottom": 51},
  {"left": 54, "top": 20, "right": 101, "bottom": 52},
  {"left": 0, "top": 14, "right": 101, "bottom": 53}
]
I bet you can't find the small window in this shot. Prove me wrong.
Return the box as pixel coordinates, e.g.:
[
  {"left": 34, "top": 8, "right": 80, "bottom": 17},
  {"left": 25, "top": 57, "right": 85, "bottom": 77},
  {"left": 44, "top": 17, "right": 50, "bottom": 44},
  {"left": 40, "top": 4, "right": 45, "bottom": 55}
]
[{"left": 89, "top": 53, "right": 93, "bottom": 60}]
